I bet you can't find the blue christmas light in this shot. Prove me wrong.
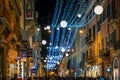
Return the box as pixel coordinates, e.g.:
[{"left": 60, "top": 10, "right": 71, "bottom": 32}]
[{"left": 46, "top": 0, "right": 103, "bottom": 70}]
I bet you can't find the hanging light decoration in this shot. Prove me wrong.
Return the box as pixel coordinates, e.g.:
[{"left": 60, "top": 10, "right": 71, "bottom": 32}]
[
  {"left": 94, "top": 5, "right": 103, "bottom": 15},
  {"left": 60, "top": 20, "right": 67, "bottom": 28},
  {"left": 44, "top": 27, "right": 47, "bottom": 30},
  {"left": 57, "top": 27, "right": 60, "bottom": 30},
  {"left": 65, "top": 53, "right": 69, "bottom": 57},
  {"left": 50, "top": 57, "right": 52, "bottom": 60},
  {"left": 42, "top": 40, "right": 47, "bottom": 45},
  {"left": 61, "top": 48, "right": 65, "bottom": 53},
  {"left": 46, "top": 25, "right": 51, "bottom": 30},
  {"left": 68, "top": 28, "right": 71, "bottom": 30},
  {"left": 37, "top": 28, "right": 40, "bottom": 31},
  {"left": 77, "top": 14, "right": 81, "bottom": 18}
]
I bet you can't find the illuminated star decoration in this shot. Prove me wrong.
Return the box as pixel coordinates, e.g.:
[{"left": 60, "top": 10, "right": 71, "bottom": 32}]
[{"left": 46, "top": 0, "right": 103, "bottom": 70}]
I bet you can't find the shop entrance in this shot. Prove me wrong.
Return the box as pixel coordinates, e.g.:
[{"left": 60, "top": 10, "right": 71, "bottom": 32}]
[{"left": 113, "top": 57, "right": 119, "bottom": 80}]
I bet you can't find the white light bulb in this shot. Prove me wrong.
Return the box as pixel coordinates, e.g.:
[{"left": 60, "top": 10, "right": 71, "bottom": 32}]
[
  {"left": 94, "top": 5, "right": 103, "bottom": 15},
  {"left": 60, "top": 20, "right": 67, "bottom": 28}
]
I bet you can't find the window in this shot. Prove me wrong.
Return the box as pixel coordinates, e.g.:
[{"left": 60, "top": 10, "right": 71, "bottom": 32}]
[
  {"left": 97, "top": 20, "right": 101, "bottom": 32},
  {"left": 103, "top": 8, "right": 107, "bottom": 21},
  {"left": 110, "top": 30, "right": 116, "bottom": 46},
  {"left": 111, "top": 0, "right": 116, "bottom": 18},
  {"left": 88, "top": 28, "right": 92, "bottom": 38},
  {"left": 93, "top": 25, "right": 96, "bottom": 38},
  {"left": 102, "top": 38, "right": 104, "bottom": 50}
]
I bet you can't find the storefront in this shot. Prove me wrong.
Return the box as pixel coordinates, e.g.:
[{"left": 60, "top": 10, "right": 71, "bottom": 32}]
[
  {"left": 8, "top": 48, "right": 18, "bottom": 79},
  {"left": 113, "top": 57, "right": 119, "bottom": 80},
  {"left": 86, "top": 65, "right": 102, "bottom": 78}
]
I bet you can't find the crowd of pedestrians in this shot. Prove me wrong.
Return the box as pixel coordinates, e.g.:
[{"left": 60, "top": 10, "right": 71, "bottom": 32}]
[
  {"left": 10, "top": 73, "right": 112, "bottom": 80},
  {"left": 32, "top": 76, "right": 109, "bottom": 80}
]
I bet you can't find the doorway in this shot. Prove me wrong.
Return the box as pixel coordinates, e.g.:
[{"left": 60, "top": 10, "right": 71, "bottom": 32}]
[{"left": 113, "top": 57, "right": 119, "bottom": 80}]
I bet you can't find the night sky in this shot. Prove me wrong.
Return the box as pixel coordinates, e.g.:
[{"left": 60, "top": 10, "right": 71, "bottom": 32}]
[{"left": 35, "top": 0, "right": 56, "bottom": 58}]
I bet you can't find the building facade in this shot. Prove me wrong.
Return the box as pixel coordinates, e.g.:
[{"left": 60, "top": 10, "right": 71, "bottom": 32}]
[
  {"left": 0, "top": 0, "right": 23, "bottom": 79},
  {"left": 66, "top": 0, "right": 120, "bottom": 80}
]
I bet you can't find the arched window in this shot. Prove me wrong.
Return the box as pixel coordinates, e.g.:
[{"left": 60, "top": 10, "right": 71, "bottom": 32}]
[{"left": 113, "top": 57, "right": 119, "bottom": 80}]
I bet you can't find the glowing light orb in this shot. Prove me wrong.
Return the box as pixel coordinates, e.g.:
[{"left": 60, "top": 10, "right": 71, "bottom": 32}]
[
  {"left": 44, "top": 27, "right": 47, "bottom": 30},
  {"left": 42, "top": 40, "right": 47, "bottom": 45},
  {"left": 57, "top": 28, "right": 60, "bottom": 30},
  {"left": 46, "top": 25, "right": 50, "bottom": 30},
  {"left": 77, "top": 14, "right": 81, "bottom": 18},
  {"left": 60, "top": 20, "right": 67, "bottom": 28},
  {"left": 94, "top": 5, "right": 103, "bottom": 15},
  {"left": 44, "top": 60, "right": 46, "bottom": 62},
  {"left": 61, "top": 48, "right": 65, "bottom": 53},
  {"left": 49, "top": 43, "right": 52, "bottom": 45},
  {"left": 65, "top": 53, "right": 69, "bottom": 57},
  {"left": 68, "top": 28, "right": 71, "bottom": 30},
  {"left": 55, "top": 46, "right": 58, "bottom": 49},
  {"left": 57, "top": 62, "right": 60, "bottom": 65},
  {"left": 50, "top": 57, "right": 52, "bottom": 60},
  {"left": 37, "top": 28, "right": 40, "bottom": 31}
]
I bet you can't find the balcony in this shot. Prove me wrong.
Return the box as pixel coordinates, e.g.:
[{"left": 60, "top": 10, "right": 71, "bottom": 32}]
[{"left": 99, "top": 48, "right": 110, "bottom": 60}]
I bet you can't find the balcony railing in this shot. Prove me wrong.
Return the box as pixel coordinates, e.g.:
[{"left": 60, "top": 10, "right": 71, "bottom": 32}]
[{"left": 99, "top": 48, "right": 110, "bottom": 59}]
